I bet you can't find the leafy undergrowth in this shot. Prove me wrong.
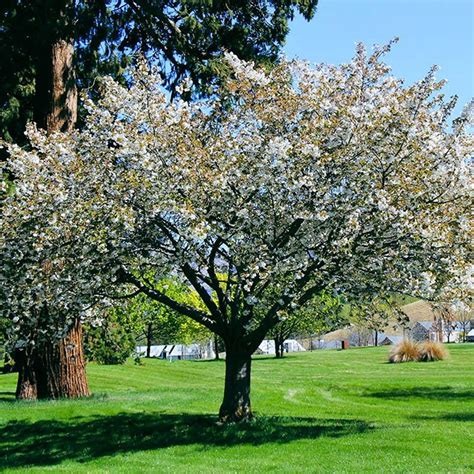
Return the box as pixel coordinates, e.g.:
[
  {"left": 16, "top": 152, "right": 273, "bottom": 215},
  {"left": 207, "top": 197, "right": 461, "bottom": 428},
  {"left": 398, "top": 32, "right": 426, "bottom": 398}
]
[{"left": 0, "top": 344, "right": 473, "bottom": 473}]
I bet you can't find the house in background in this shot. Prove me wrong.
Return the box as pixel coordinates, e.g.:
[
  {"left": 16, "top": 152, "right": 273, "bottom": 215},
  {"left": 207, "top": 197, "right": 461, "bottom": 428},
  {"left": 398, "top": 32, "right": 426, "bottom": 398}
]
[
  {"left": 402, "top": 300, "right": 473, "bottom": 342},
  {"left": 411, "top": 321, "right": 437, "bottom": 342},
  {"left": 409, "top": 320, "right": 472, "bottom": 343},
  {"left": 379, "top": 334, "right": 404, "bottom": 346}
]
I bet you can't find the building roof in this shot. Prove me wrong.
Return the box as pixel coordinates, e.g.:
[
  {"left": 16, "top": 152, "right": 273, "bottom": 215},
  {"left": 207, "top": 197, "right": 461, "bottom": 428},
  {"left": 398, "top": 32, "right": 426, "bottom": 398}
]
[
  {"left": 414, "top": 321, "right": 434, "bottom": 330},
  {"left": 379, "top": 335, "right": 404, "bottom": 345}
]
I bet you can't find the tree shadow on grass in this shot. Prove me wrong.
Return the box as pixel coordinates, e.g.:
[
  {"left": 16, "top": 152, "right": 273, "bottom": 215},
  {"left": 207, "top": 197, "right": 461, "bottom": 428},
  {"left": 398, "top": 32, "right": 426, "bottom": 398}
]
[
  {"left": 412, "top": 412, "right": 474, "bottom": 423},
  {"left": 0, "top": 413, "right": 373, "bottom": 469},
  {"left": 365, "top": 386, "right": 474, "bottom": 401}
]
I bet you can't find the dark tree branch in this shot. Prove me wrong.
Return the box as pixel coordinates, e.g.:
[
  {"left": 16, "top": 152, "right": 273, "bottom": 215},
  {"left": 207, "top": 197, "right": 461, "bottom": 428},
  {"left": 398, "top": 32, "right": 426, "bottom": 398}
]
[
  {"left": 120, "top": 268, "right": 219, "bottom": 333},
  {"left": 181, "top": 262, "right": 223, "bottom": 324}
]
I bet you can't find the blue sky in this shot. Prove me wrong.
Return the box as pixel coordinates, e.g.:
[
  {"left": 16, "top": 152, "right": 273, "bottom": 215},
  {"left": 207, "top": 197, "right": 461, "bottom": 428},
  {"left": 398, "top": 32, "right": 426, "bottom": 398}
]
[{"left": 285, "top": 0, "right": 473, "bottom": 117}]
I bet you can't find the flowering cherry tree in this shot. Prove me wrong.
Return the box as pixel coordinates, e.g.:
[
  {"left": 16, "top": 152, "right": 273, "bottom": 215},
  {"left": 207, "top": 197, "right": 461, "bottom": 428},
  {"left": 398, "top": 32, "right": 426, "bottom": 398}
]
[{"left": 1, "top": 40, "right": 472, "bottom": 420}]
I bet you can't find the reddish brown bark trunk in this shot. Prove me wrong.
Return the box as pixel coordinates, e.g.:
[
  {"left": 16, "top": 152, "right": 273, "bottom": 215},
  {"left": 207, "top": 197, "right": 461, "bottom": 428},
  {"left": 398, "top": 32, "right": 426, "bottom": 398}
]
[
  {"left": 36, "top": 319, "right": 90, "bottom": 399},
  {"left": 47, "top": 39, "right": 77, "bottom": 132},
  {"left": 12, "top": 2, "right": 78, "bottom": 401},
  {"left": 42, "top": 33, "right": 88, "bottom": 398},
  {"left": 33, "top": 1, "right": 77, "bottom": 133}
]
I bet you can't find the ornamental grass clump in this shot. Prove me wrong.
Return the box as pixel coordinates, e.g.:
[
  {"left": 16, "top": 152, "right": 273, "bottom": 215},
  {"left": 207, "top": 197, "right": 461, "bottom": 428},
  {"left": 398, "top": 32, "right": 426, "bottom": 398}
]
[
  {"left": 388, "top": 340, "right": 421, "bottom": 363},
  {"left": 419, "top": 341, "right": 448, "bottom": 362}
]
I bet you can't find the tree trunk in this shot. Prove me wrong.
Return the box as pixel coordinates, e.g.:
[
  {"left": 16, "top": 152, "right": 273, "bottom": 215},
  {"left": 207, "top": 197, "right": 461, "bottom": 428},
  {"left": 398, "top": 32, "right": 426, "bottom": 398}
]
[
  {"left": 41, "top": 33, "right": 87, "bottom": 398},
  {"left": 274, "top": 335, "right": 285, "bottom": 358},
  {"left": 15, "top": 349, "right": 38, "bottom": 400},
  {"left": 33, "top": 2, "right": 77, "bottom": 133},
  {"left": 214, "top": 334, "right": 220, "bottom": 360},
  {"left": 19, "top": 1, "right": 87, "bottom": 400},
  {"left": 47, "top": 39, "right": 77, "bottom": 131},
  {"left": 36, "top": 319, "right": 90, "bottom": 399},
  {"left": 274, "top": 337, "right": 281, "bottom": 358},
  {"left": 219, "top": 348, "right": 252, "bottom": 422},
  {"left": 374, "top": 330, "right": 378, "bottom": 347},
  {"left": 146, "top": 323, "right": 153, "bottom": 358}
]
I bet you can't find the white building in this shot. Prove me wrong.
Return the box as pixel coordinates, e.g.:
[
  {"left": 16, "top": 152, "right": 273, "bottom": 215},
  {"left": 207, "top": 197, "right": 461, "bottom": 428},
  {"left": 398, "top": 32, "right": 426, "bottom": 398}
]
[
  {"left": 257, "top": 339, "right": 306, "bottom": 355},
  {"left": 136, "top": 342, "right": 215, "bottom": 360}
]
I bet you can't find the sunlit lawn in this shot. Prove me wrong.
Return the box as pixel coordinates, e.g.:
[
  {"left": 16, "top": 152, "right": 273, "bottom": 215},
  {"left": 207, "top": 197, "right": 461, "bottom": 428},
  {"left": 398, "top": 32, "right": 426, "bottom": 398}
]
[{"left": 0, "top": 344, "right": 473, "bottom": 473}]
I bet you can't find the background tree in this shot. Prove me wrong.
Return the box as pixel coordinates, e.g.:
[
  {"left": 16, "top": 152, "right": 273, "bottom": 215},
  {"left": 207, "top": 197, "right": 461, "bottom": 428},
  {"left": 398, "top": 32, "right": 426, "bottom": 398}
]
[
  {"left": 432, "top": 301, "right": 473, "bottom": 343},
  {"left": 0, "top": 0, "right": 319, "bottom": 400},
  {"left": 84, "top": 308, "right": 137, "bottom": 365},
  {"left": 454, "top": 303, "right": 473, "bottom": 342},
  {"left": 84, "top": 279, "right": 212, "bottom": 364},
  {"left": 349, "top": 296, "right": 407, "bottom": 346},
  {"left": 431, "top": 274, "right": 473, "bottom": 343},
  {"left": 433, "top": 303, "right": 457, "bottom": 342},
  {"left": 269, "top": 291, "right": 344, "bottom": 358},
  {"left": 1, "top": 43, "right": 472, "bottom": 421},
  {"left": 125, "top": 279, "right": 211, "bottom": 357}
]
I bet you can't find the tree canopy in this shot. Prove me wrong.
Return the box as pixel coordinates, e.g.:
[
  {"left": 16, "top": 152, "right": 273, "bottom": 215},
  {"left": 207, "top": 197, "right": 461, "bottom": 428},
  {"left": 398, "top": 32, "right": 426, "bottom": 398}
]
[{"left": 1, "top": 41, "right": 472, "bottom": 421}]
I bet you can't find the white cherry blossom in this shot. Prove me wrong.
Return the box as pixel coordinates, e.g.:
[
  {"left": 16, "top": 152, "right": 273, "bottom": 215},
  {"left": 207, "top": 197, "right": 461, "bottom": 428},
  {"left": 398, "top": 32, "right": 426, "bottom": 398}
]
[{"left": 1, "top": 44, "right": 472, "bottom": 421}]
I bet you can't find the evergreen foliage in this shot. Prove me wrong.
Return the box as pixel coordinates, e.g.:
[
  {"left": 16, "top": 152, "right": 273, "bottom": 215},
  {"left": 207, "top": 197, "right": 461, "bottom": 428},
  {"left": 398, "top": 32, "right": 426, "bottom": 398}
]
[{"left": 0, "top": 0, "right": 318, "bottom": 145}]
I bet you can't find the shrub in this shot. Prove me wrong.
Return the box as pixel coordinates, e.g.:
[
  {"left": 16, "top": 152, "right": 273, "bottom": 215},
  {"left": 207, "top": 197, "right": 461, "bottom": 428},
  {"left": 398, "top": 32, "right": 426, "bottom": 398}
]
[
  {"left": 84, "top": 321, "right": 136, "bottom": 365},
  {"left": 84, "top": 309, "right": 137, "bottom": 365},
  {"left": 388, "top": 340, "right": 421, "bottom": 363},
  {"left": 419, "top": 341, "right": 448, "bottom": 362}
]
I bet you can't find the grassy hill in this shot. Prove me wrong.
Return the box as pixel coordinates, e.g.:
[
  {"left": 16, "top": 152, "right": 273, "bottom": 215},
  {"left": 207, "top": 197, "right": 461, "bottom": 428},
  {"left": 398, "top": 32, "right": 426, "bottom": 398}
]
[
  {"left": 0, "top": 345, "right": 473, "bottom": 473},
  {"left": 325, "top": 299, "right": 436, "bottom": 340}
]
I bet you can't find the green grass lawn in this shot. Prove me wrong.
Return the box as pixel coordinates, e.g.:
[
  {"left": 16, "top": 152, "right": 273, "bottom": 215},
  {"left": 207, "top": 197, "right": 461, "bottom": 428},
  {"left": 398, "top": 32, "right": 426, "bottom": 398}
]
[{"left": 0, "top": 344, "right": 473, "bottom": 473}]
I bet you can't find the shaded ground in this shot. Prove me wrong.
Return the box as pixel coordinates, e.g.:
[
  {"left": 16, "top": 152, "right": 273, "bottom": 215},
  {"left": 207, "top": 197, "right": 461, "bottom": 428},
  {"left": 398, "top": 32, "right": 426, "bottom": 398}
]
[{"left": 0, "top": 413, "right": 372, "bottom": 469}]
